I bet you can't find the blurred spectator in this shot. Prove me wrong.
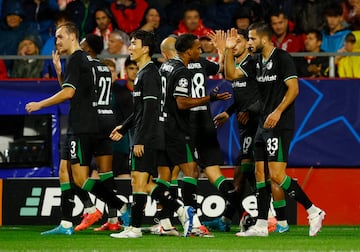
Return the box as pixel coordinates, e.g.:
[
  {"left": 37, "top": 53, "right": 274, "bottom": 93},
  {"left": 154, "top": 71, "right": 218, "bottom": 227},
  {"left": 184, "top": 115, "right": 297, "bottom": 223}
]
[
  {"left": 239, "top": 0, "right": 265, "bottom": 23},
  {"left": 174, "top": 5, "right": 213, "bottom": 37},
  {"left": 337, "top": 31, "right": 360, "bottom": 77},
  {"left": 139, "top": 6, "right": 174, "bottom": 53},
  {"left": 11, "top": 35, "right": 44, "bottom": 78},
  {"left": 22, "top": 0, "right": 60, "bottom": 44},
  {"left": 101, "top": 30, "right": 129, "bottom": 79},
  {"left": 0, "top": 2, "right": 41, "bottom": 71},
  {"left": 294, "top": 29, "right": 329, "bottom": 78},
  {"left": 110, "top": 0, "right": 148, "bottom": 34},
  {"left": 290, "top": 0, "right": 333, "bottom": 34},
  {"left": 232, "top": 7, "right": 252, "bottom": 30},
  {"left": 199, "top": 35, "right": 223, "bottom": 79},
  {"left": 65, "top": 0, "right": 107, "bottom": 39},
  {"left": 270, "top": 9, "right": 304, "bottom": 52},
  {"left": 93, "top": 7, "right": 118, "bottom": 50},
  {"left": 40, "top": 11, "right": 70, "bottom": 78},
  {"left": 321, "top": 3, "right": 352, "bottom": 52},
  {"left": 347, "top": 0, "right": 360, "bottom": 30},
  {"left": 203, "top": 0, "right": 241, "bottom": 31},
  {"left": 0, "top": 60, "right": 8, "bottom": 79}
]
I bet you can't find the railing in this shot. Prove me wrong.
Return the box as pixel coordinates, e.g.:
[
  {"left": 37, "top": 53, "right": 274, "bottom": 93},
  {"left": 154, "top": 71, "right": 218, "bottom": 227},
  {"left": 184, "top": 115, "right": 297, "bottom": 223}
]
[{"left": 1, "top": 52, "right": 360, "bottom": 78}]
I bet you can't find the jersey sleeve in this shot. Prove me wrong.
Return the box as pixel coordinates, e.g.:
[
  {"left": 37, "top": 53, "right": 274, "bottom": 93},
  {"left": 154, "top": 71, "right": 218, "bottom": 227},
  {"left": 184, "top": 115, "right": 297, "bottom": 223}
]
[
  {"left": 239, "top": 56, "right": 256, "bottom": 78},
  {"left": 279, "top": 50, "right": 298, "bottom": 82},
  {"left": 173, "top": 68, "right": 192, "bottom": 98}
]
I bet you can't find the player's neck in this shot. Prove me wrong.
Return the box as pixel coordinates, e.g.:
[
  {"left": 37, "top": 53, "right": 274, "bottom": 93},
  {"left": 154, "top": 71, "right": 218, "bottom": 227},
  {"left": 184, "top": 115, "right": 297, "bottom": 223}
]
[
  {"left": 69, "top": 44, "right": 82, "bottom": 55},
  {"left": 136, "top": 55, "right": 152, "bottom": 70},
  {"left": 262, "top": 45, "right": 275, "bottom": 61}
]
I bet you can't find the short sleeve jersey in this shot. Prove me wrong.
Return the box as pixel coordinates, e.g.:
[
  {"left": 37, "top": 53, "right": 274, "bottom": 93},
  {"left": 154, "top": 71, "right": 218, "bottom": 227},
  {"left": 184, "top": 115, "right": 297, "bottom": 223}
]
[
  {"left": 159, "top": 57, "right": 193, "bottom": 135},
  {"left": 91, "top": 59, "right": 116, "bottom": 136},
  {"left": 231, "top": 54, "right": 260, "bottom": 112},
  {"left": 132, "top": 61, "right": 164, "bottom": 149},
  {"left": 254, "top": 48, "right": 298, "bottom": 129},
  {"left": 62, "top": 50, "right": 98, "bottom": 134},
  {"left": 187, "top": 57, "right": 219, "bottom": 127}
]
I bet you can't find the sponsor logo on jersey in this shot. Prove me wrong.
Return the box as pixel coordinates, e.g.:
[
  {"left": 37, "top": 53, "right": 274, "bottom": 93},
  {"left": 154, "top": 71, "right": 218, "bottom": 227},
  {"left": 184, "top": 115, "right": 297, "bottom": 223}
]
[
  {"left": 232, "top": 80, "right": 247, "bottom": 88},
  {"left": 257, "top": 75, "right": 277, "bottom": 82},
  {"left": 133, "top": 91, "right": 141, "bottom": 97}
]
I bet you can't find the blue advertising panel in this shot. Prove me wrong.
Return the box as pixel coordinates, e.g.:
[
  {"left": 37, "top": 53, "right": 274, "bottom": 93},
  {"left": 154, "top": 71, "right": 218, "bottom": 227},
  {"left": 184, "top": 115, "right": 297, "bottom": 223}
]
[{"left": 0, "top": 78, "right": 359, "bottom": 178}]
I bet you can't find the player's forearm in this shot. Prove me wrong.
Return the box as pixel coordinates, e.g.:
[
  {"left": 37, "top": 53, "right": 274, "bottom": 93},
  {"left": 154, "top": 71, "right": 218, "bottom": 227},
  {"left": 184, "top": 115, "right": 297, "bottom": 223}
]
[
  {"left": 275, "top": 82, "right": 298, "bottom": 114},
  {"left": 37, "top": 89, "right": 74, "bottom": 109},
  {"left": 224, "top": 49, "right": 237, "bottom": 80},
  {"left": 176, "top": 96, "right": 210, "bottom": 110}
]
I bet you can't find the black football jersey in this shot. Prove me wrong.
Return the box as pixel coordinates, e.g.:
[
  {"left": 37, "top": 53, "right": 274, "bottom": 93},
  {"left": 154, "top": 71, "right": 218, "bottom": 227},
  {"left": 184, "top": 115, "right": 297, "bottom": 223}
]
[
  {"left": 62, "top": 50, "right": 98, "bottom": 134},
  {"left": 254, "top": 48, "right": 298, "bottom": 129},
  {"left": 159, "top": 57, "right": 193, "bottom": 136}
]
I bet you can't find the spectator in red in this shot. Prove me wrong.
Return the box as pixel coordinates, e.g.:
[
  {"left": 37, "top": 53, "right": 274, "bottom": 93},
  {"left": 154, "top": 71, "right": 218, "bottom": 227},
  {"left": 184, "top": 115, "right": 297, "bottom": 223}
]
[
  {"left": 0, "top": 60, "right": 8, "bottom": 79},
  {"left": 270, "top": 9, "right": 304, "bottom": 52},
  {"left": 93, "top": 7, "right": 118, "bottom": 51},
  {"left": 110, "top": 0, "right": 148, "bottom": 34},
  {"left": 173, "top": 5, "right": 213, "bottom": 37}
]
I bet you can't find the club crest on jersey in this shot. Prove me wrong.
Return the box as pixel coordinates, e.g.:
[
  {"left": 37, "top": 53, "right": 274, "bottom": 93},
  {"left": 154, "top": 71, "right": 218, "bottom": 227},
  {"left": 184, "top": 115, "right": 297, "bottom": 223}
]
[
  {"left": 178, "top": 78, "right": 188, "bottom": 88},
  {"left": 266, "top": 60, "right": 273, "bottom": 70}
]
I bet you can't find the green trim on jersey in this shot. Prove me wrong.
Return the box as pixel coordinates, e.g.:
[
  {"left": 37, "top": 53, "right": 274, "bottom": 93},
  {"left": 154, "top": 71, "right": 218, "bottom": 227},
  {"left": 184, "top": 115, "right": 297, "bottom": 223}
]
[
  {"left": 278, "top": 136, "right": 284, "bottom": 162},
  {"left": 60, "top": 182, "right": 71, "bottom": 192},
  {"left": 214, "top": 175, "right": 226, "bottom": 190},
  {"left": 284, "top": 75, "right": 298, "bottom": 82},
  {"left": 185, "top": 144, "right": 194, "bottom": 162},
  {"left": 256, "top": 181, "right": 266, "bottom": 189},
  {"left": 99, "top": 171, "right": 114, "bottom": 181},
  {"left": 156, "top": 178, "right": 170, "bottom": 188},
  {"left": 132, "top": 192, "right": 148, "bottom": 195},
  {"left": 131, "top": 153, "right": 135, "bottom": 171},
  {"left": 171, "top": 179, "right": 178, "bottom": 186},
  {"left": 183, "top": 176, "right": 197, "bottom": 186},
  {"left": 77, "top": 138, "right": 83, "bottom": 164},
  {"left": 62, "top": 83, "right": 76, "bottom": 90},
  {"left": 143, "top": 96, "right": 158, "bottom": 100},
  {"left": 82, "top": 178, "right": 96, "bottom": 192},
  {"left": 273, "top": 199, "right": 287, "bottom": 208},
  {"left": 241, "top": 162, "right": 255, "bottom": 173},
  {"left": 280, "top": 176, "right": 292, "bottom": 190}
]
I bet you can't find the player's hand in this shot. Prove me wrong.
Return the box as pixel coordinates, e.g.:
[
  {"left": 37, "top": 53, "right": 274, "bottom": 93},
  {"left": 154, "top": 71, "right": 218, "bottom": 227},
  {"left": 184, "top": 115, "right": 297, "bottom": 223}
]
[
  {"left": 109, "top": 125, "right": 123, "bottom": 141},
  {"left": 208, "top": 30, "right": 226, "bottom": 54},
  {"left": 25, "top": 102, "right": 42, "bottom": 113},
  {"left": 133, "top": 144, "right": 144, "bottom": 157},
  {"left": 237, "top": 111, "right": 249, "bottom": 125},
  {"left": 210, "top": 86, "right": 232, "bottom": 101},
  {"left": 226, "top": 28, "right": 238, "bottom": 49},
  {"left": 264, "top": 110, "right": 281, "bottom": 129},
  {"left": 213, "top": 112, "right": 229, "bottom": 128},
  {"left": 52, "top": 50, "right": 62, "bottom": 75}
]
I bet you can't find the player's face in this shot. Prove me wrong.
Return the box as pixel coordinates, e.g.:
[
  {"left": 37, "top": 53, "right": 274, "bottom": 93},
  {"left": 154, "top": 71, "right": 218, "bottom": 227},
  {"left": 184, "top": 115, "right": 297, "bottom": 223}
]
[
  {"left": 55, "top": 27, "right": 72, "bottom": 55},
  {"left": 233, "top": 35, "right": 248, "bottom": 57},
  {"left": 248, "top": 29, "right": 263, "bottom": 53},
  {"left": 129, "top": 38, "right": 146, "bottom": 62},
  {"left": 95, "top": 10, "right": 111, "bottom": 31},
  {"left": 189, "top": 39, "right": 202, "bottom": 61},
  {"left": 126, "top": 64, "right": 139, "bottom": 82}
]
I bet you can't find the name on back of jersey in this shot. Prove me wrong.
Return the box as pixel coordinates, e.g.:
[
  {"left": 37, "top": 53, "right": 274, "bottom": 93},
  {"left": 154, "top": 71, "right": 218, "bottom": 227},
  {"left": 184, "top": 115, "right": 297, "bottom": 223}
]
[
  {"left": 187, "top": 62, "right": 201, "bottom": 69},
  {"left": 161, "top": 64, "right": 174, "bottom": 72}
]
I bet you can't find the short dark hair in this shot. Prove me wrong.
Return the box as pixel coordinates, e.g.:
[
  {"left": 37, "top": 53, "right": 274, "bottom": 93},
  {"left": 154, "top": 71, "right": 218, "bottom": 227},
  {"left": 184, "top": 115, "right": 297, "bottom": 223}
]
[
  {"left": 237, "top": 29, "right": 248, "bottom": 40},
  {"left": 345, "top": 32, "right": 356, "bottom": 43},
  {"left": 248, "top": 21, "right": 272, "bottom": 40},
  {"left": 84, "top": 34, "right": 103, "bottom": 55},
  {"left": 307, "top": 29, "right": 322, "bottom": 41},
  {"left": 323, "top": 3, "right": 343, "bottom": 17},
  {"left": 130, "top": 30, "right": 156, "bottom": 57},
  {"left": 57, "top": 22, "right": 80, "bottom": 40},
  {"left": 269, "top": 9, "right": 287, "bottom": 19},
  {"left": 175, "top": 33, "right": 198, "bottom": 53}
]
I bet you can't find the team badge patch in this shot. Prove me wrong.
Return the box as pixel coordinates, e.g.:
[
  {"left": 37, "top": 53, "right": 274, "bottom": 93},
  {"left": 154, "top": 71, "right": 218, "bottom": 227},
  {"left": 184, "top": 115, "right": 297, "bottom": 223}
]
[
  {"left": 266, "top": 60, "right": 273, "bottom": 70},
  {"left": 178, "top": 78, "right": 188, "bottom": 88}
]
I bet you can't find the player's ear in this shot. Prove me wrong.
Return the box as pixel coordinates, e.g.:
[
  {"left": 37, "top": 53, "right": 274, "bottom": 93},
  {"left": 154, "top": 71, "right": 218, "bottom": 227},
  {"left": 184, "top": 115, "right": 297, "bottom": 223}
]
[{"left": 143, "top": 45, "right": 149, "bottom": 55}]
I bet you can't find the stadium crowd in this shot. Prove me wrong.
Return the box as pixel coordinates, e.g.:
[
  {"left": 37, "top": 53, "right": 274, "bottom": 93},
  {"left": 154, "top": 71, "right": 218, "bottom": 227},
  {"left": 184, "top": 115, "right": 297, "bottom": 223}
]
[{"left": 0, "top": 0, "right": 359, "bottom": 79}]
